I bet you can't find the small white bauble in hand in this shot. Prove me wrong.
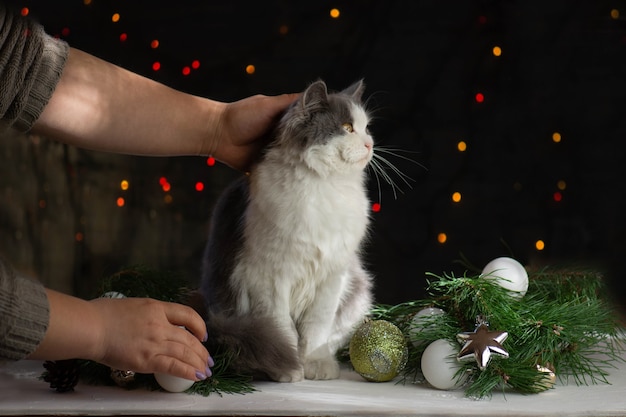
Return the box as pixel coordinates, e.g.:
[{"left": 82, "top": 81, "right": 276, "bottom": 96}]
[
  {"left": 421, "top": 339, "right": 465, "bottom": 390},
  {"left": 409, "top": 307, "right": 445, "bottom": 346},
  {"left": 481, "top": 256, "right": 529, "bottom": 299},
  {"left": 154, "top": 373, "right": 195, "bottom": 393}
]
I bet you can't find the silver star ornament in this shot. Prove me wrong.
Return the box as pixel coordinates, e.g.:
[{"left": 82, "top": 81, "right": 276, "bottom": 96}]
[{"left": 456, "top": 322, "right": 509, "bottom": 370}]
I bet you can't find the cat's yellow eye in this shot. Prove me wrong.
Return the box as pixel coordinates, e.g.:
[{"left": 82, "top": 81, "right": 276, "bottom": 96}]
[{"left": 342, "top": 123, "right": 354, "bottom": 133}]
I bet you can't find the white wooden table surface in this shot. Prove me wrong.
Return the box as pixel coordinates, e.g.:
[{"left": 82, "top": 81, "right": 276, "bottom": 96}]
[{"left": 1, "top": 356, "right": 625, "bottom": 417}]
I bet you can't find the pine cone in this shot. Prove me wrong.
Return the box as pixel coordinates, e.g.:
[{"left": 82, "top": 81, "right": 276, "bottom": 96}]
[{"left": 42, "top": 359, "right": 80, "bottom": 392}]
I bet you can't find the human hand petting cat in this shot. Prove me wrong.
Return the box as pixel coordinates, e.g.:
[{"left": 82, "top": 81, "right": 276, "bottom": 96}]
[
  {"left": 29, "top": 290, "right": 213, "bottom": 382},
  {"left": 207, "top": 93, "right": 300, "bottom": 171}
]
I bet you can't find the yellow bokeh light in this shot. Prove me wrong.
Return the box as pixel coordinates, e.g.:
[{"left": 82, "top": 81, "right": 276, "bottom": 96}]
[
  {"left": 437, "top": 233, "right": 447, "bottom": 244},
  {"left": 492, "top": 46, "right": 502, "bottom": 57},
  {"left": 452, "top": 192, "right": 462, "bottom": 203},
  {"left": 457, "top": 141, "right": 467, "bottom": 152},
  {"left": 120, "top": 180, "right": 129, "bottom": 191},
  {"left": 279, "top": 25, "right": 289, "bottom": 35},
  {"left": 552, "top": 132, "right": 562, "bottom": 143},
  {"left": 557, "top": 180, "right": 567, "bottom": 191},
  {"left": 535, "top": 240, "right": 545, "bottom": 251},
  {"left": 330, "top": 8, "right": 340, "bottom": 18},
  {"left": 112, "top": 13, "right": 120, "bottom": 23},
  {"left": 164, "top": 194, "right": 173, "bottom": 204},
  {"left": 245, "top": 64, "right": 256, "bottom": 74},
  {"left": 611, "top": 9, "right": 620, "bottom": 19},
  {"left": 83, "top": 0, "right": 92, "bottom": 5}
]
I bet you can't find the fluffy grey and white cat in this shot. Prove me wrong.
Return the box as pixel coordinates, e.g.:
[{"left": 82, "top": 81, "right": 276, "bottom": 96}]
[{"left": 199, "top": 80, "right": 374, "bottom": 382}]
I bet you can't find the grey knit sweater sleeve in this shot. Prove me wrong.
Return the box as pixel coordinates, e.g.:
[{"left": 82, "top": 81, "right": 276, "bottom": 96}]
[
  {"left": 0, "top": 3, "right": 69, "bottom": 131},
  {"left": 1, "top": 4, "right": 69, "bottom": 362},
  {"left": 0, "top": 259, "right": 49, "bottom": 363}
]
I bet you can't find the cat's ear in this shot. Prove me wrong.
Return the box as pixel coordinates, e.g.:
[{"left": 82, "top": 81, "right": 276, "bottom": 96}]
[
  {"left": 301, "top": 80, "right": 329, "bottom": 113},
  {"left": 342, "top": 79, "right": 366, "bottom": 102}
]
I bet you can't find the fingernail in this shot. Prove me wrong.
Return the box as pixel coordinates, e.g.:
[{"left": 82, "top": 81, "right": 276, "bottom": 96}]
[
  {"left": 208, "top": 356, "right": 215, "bottom": 368},
  {"left": 195, "top": 370, "right": 207, "bottom": 380},
  {"left": 205, "top": 366, "right": 213, "bottom": 378},
  {"left": 202, "top": 332, "right": 208, "bottom": 343}
]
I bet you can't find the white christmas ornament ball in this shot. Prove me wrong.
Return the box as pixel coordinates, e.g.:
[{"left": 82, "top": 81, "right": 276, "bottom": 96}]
[
  {"left": 154, "top": 373, "right": 195, "bottom": 393},
  {"left": 409, "top": 307, "right": 445, "bottom": 346},
  {"left": 481, "top": 256, "right": 529, "bottom": 298},
  {"left": 421, "top": 339, "right": 465, "bottom": 390}
]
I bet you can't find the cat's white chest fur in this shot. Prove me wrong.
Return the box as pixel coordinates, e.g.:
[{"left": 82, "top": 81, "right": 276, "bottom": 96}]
[{"left": 234, "top": 165, "right": 369, "bottom": 310}]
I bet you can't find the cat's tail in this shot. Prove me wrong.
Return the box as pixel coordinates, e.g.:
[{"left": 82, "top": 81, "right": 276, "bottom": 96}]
[
  {"left": 187, "top": 291, "right": 301, "bottom": 381},
  {"left": 204, "top": 310, "right": 301, "bottom": 381}
]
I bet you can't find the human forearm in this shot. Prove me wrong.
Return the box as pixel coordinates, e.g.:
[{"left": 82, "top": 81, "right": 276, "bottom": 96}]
[
  {"left": 32, "top": 47, "right": 299, "bottom": 170},
  {"left": 27, "top": 289, "right": 101, "bottom": 361},
  {"left": 32, "top": 48, "right": 221, "bottom": 157}
]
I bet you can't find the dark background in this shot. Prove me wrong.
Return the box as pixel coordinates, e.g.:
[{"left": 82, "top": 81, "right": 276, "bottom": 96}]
[{"left": 1, "top": 0, "right": 625, "bottom": 312}]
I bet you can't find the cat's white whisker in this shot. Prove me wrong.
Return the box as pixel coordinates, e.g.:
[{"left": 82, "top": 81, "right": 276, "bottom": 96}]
[
  {"left": 374, "top": 154, "right": 414, "bottom": 188},
  {"left": 368, "top": 158, "right": 400, "bottom": 200},
  {"left": 369, "top": 160, "right": 384, "bottom": 205},
  {"left": 367, "top": 146, "right": 424, "bottom": 202},
  {"left": 368, "top": 158, "right": 394, "bottom": 189},
  {"left": 368, "top": 158, "right": 393, "bottom": 183},
  {"left": 375, "top": 147, "right": 426, "bottom": 170}
]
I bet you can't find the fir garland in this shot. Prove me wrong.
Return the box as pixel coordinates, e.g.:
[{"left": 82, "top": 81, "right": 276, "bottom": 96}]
[{"left": 371, "top": 266, "right": 624, "bottom": 398}]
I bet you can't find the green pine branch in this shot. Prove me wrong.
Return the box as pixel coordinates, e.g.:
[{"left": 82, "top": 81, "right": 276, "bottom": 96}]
[
  {"left": 186, "top": 347, "right": 256, "bottom": 396},
  {"left": 374, "top": 266, "right": 624, "bottom": 398}
]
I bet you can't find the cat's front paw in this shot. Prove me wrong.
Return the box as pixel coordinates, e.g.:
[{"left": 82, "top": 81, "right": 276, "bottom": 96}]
[
  {"left": 304, "top": 358, "right": 340, "bottom": 380},
  {"left": 271, "top": 367, "right": 304, "bottom": 383}
]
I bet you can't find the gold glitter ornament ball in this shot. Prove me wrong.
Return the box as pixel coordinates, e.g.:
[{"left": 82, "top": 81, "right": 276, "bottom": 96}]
[{"left": 349, "top": 320, "right": 408, "bottom": 382}]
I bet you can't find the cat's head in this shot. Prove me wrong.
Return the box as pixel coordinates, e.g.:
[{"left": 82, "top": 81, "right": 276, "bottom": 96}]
[{"left": 268, "top": 80, "right": 373, "bottom": 177}]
